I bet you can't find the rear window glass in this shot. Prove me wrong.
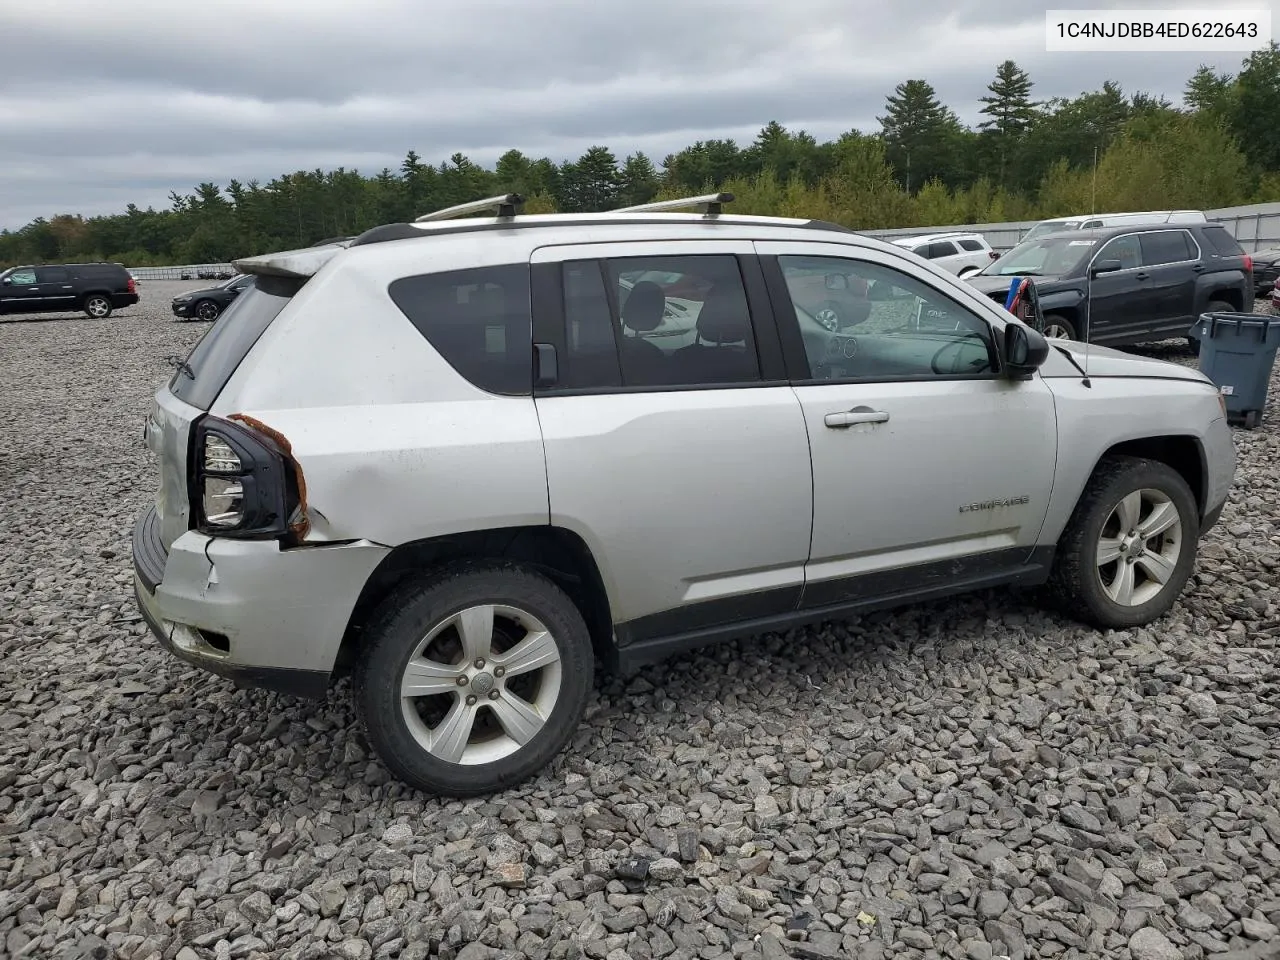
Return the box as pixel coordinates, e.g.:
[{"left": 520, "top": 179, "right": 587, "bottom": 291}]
[
  {"left": 169, "top": 275, "right": 302, "bottom": 410},
  {"left": 388, "top": 264, "right": 532, "bottom": 396},
  {"left": 1201, "top": 226, "right": 1244, "bottom": 257},
  {"left": 958, "top": 238, "right": 984, "bottom": 251}
]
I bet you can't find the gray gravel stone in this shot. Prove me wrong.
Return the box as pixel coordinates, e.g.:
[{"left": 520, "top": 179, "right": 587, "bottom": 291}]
[
  {"left": 1128, "top": 927, "right": 1181, "bottom": 960},
  {"left": 2, "top": 293, "right": 1279, "bottom": 960}
]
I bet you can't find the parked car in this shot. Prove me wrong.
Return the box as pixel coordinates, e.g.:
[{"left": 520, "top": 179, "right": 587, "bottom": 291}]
[
  {"left": 966, "top": 223, "right": 1252, "bottom": 348},
  {"left": 1021, "top": 210, "right": 1207, "bottom": 243},
  {"left": 1249, "top": 246, "right": 1280, "bottom": 296},
  {"left": 0, "top": 262, "right": 138, "bottom": 319},
  {"left": 171, "top": 274, "right": 255, "bottom": 321},
  {"left": 891, "top": 232, "right": 999, "bottom": 277},
  {"left": 1270, "top": 283, "right": 1279, "bottom": 314},
  {"left": 132, "top": 194, "right": 1236, "bottom": 796}
]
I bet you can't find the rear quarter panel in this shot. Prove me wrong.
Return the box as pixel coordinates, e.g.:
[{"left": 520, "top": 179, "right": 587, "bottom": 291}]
[
  {"left": 209, "top": 242, "right": 550, "bottom": 546},
  {"left": 1195, "top": 269, "right": 1250, "bottom": 311}
]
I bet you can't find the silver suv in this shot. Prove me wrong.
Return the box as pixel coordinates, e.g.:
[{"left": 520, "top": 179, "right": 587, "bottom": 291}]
[{"left": 132, "top": 193, "right": 1237, "bottom": 797}]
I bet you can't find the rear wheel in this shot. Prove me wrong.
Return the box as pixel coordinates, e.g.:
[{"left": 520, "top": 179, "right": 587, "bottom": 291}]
[
  {"left": 1041, "top": 313, "right": 1077, "bottom": 340},
  {"left": 83, "top": 295, "right": 112, "bottom": 319},
  {"left": 354, "top": 563, "right": 594, "bottom": 796},
  {"left": 1046, "top": 456, "right": 1198, "bottom": 629}
]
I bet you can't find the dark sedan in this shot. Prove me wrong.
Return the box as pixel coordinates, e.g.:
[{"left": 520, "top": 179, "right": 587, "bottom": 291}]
[
  {"left": 1250, "top": 246, "right": 1280, "bottom": 296},
  {"left": 171, "top": 274, "right": 254, "bottom": 321}
]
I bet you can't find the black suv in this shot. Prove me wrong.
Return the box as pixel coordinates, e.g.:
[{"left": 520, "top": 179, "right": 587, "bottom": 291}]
[
  {"left": 0, "top": 262, "right": 139, "bottom": 319},
  {"left": 966, "top": 222, "right": 1252, "bottom": 348},
  {"left": 170, "top": 273, "right": 254, "bottom": 321}
]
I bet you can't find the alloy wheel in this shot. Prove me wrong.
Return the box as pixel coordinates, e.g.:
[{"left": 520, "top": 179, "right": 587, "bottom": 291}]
[
  {"left": 1096, "top": 488, "right": 1183, "bottom": 607},
  {"left": 399, "top": 603, "right": 562, "bottom": 765}
]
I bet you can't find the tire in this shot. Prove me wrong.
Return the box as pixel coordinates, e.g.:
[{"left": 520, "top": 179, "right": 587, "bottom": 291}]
[
  {"left": 1041, "top": 312, "right": 1077, "bottom": 340},
  {"left": 813, "top": 301, "right": 843, "bottom": 331},
  {"left": 1046, "top": 455, "right": 1199, "bottom": 630},
  {"left": 195, "top": 300, "right": 221, "bottom": 321},
  {"left": 83, "top": 295, "right": 112, "bottom": 319},
  {"left": 353, "top": 562, "right": 594, "bottom": 796}
]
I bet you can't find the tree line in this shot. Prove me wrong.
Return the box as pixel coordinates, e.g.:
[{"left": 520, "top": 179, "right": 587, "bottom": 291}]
[{"left": 2, "top": 43, "right": 1278, "bottom": 268}]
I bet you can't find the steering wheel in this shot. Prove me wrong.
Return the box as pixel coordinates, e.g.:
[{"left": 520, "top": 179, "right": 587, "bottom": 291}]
[{"left": 931, "top": 333, "right": 990, "bottom": 376}]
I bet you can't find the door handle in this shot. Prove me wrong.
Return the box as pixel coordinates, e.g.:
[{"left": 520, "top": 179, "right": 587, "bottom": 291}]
[
  {"left": 1135, "top": 272, "right": 1149, "bottom": 281},
  {"left": 825, "top": 407, "right": 890, "bottom": 428}
]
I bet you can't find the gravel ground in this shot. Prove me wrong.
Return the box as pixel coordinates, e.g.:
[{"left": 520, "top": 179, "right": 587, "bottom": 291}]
[{"left": 2, "top": 282, "right": 1279, "bottom": 960}]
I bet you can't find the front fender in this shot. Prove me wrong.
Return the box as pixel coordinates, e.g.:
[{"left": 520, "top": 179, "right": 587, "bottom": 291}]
[{"left": 1039, "top": 377, "right": 1230, "bottom": 545}]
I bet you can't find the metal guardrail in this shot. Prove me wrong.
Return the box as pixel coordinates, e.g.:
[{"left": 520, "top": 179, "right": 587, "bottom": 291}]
[
  {"left": 127, "top": 264, "right": 237, "bottom": 281},
  {"left": 125, "top": 203, "right": 1280, "bottom": 276}
]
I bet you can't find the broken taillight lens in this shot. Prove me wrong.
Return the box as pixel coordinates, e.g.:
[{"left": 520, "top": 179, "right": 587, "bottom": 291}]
[{"left": 191, "top": 416, "right": 300, "bottom": 539}]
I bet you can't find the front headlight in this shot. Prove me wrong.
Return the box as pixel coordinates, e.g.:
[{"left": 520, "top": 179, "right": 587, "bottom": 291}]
[{"left": 174, "top": 296, "right": 191, "bottom": 303}]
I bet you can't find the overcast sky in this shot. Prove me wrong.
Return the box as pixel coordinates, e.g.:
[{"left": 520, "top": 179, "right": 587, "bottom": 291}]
[{"left": 0, "top": 0, "right": 1265, "bottom": 230}]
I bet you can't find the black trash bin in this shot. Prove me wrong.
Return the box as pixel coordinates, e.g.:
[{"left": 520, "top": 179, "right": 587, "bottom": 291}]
[{"left": 1189, "top": 312, "right": 1280, "bottom": 429}]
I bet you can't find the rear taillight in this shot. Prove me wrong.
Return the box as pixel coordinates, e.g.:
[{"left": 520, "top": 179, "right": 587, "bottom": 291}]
[
  {"left": 989, "top": 250, "right": 999, "bottom": 259},
  {"left": 1244, "top": 255, "right": 1253, "bottom": 275},
  {"left": 191, "top": 416, "right": 304, "bottom": 540},
  {"left": 127, "top": 276, "right": 137, "bottom": 294}
]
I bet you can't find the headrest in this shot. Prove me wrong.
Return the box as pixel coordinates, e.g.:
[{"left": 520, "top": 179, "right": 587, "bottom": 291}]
[
  {"left": 621, "top": 281, "right": 665, "bottom": 333},
  {"left": 695, "top": 285, "right": 750, "bottom": 344}
]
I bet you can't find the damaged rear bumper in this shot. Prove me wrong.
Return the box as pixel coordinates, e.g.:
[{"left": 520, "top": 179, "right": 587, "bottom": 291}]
[{"left": 131, "top": 506, "right": 389, "bottom": 699}]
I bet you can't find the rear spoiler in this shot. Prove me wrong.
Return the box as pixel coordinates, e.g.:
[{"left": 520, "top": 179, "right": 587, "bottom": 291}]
[{"left": 232, "top": 238, "right": 350, "bottom": 280}]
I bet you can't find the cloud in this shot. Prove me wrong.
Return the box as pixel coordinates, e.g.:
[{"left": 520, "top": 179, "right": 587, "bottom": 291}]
[{"left": 0, "top": 0, "right": 1254, "bottom": 228}]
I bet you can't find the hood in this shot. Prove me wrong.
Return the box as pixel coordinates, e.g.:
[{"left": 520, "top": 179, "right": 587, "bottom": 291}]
[
  {"left": 173, "top": 285, "right": 224, "bottom": 300},
  {"left": 965, "top": 273, "right": 1067, "bottom": 296},
  {"left": 1050, "top": 340, "right": 1211, "bottom": 383}
]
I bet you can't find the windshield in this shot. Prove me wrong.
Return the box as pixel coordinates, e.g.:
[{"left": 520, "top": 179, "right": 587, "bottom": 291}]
[
  {"left": 980, "top": 236, "right": 1097, "bottom": 277},
  {"left": 169, "top": 274, "right": 302, "bottom": 410},
  {"left": 1022, "top": 220, "right": 1078, "bottom": 242}
]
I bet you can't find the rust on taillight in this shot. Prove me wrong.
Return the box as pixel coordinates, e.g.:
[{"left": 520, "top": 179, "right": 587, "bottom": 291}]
[{"left": 228, "top": 413, "right": 311, "bottom": 539}]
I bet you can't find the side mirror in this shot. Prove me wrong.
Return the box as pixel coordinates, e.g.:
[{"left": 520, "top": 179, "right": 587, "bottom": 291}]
[
  {"left": 1, "top": 277, "right": 10, "bottom": 285},
  {"left": 1003, "top": 323, "right": 1050, "bottom": 380},
  {"left": 1090, "top": 259, "right": 1122, "bottom": 278}
]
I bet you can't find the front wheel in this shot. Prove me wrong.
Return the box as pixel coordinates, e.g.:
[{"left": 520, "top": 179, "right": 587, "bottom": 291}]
[
  {"left": 354, "top": 563, "right": 594, "bottom": 796},
  {"left": 1046, "top": 456, "right": 1198, "bottom": 629},
  {"left": 83, "top": 295, "right": 112, "bottom": 319},
  {"left": 1041, "top": 313, "right": 1077, "bottom": 340},
  {"left": 195, "top": 300, "right": 221, "bottom": 321}
]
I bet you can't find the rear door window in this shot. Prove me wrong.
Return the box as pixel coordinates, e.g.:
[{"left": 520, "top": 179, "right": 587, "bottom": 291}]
[
  {"left": 169, "top": 275, "right": 303, "bottom": 410},
  {"left": 388, "top": 264, "right": 532, "bottom": 396},
  {"left": 928, "top": 241, "right": 958, "bottom": 259},
  {"left": 1139, "top": 231, "right": 1194, "bottom": 265},
  {"left": 36, "top": 267, "right": 71, "bottom": 283}
]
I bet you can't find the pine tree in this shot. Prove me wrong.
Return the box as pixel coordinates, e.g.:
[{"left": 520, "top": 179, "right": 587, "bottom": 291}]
[
  {"left": 557, "top": 146, "right": 620, "bottom": 212},
  {"left": 619, "top": 153, "right": 659, "bottom": 207},
  {"left": 878, "top": 80, "right": 962, "bottom": 191},
  {"left": 1184, "top": 65, "right": 1235, "bottom": 115},
  {"left": 978, "top": 61, "right": 1038, "bottom": 137}
]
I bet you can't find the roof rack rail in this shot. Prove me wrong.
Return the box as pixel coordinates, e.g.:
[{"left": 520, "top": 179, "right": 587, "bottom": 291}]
[
  {"left": 414, "top": 193, "right": 525, "bottom": 223},
  {"left": 613, "top": 192, "right": 734, "bottom": 215}
]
